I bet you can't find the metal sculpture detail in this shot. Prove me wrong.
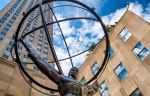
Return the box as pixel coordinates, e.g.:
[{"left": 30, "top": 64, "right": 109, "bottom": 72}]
[{"left": 14, "top": 0, "right": 110, "bottom": 95}]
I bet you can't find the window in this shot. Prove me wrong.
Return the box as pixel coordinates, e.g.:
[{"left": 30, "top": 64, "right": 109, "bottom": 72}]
[
  {"left": 28, "top": 37, "right": 33, "bottom": 42},
  {"left": 0, "top": 32, "right": 4, "bottom": 41},
  {"left": 37, "top": 47, "right": 41, "bottom": 52},
  {"left": 45, "top": 41, "right": 48, "bottom": 45},
  {"left": 99, "top": 81, "right": 110, "bottom": 96},
  {"left": 3, "top": 42, "right": 13, "bottom": 58},
  {"left": 91, "top": 63, "right": 100, "bottom": 75},
  {"left": 43, "top": 49, "right": 48, "bottom": 54},
  {"left": 3, "top": 47, "right": 11, "bottom": 59},
  {"left": 38, "top": 42, "right": 42, "bottom": 46},
  {"left": 12, "top": 15, "right": 17, "bottom": 20},
  {"left": 43, "top": 57, "right": 48, "bottom": 62},
  {"left": 130, "top": 88, "right": 143, "bottom": 96},
  {"left": 2, "top": 52, "right": 10, "bottom": 59},
  {"left": 31, "top": 33, "right": 34, "bottom": 37},
  {"left": 39, "top": 34, "right": 43, "bottom": 38},
  {"left": 108, "top": 46, "right": 114, "bottom": 59},
  {"left": 5, "top": 12, "right": 10, "bottom": 17},
  {"left": 6, "top": 23, "right": 12, "bottom": 28},
  {"left": 3, "top": 26, "right": 10, "bottom": 32},
  {"left": 44, "top": 43, "right": 48, "bottom": 48},
  {"left": 9, "top": 19, "right": 14, "bottom": 24},
  {"left": 22, "top": 57, "right": 28, "bottom": 63},
  {"left": 9, "top": 41, "right": 14, "bottom": 46},
  {"left": 114, "top": 63, "right": 128, "bottom": 80},
  {"left": 133, "top": 42, "right": 150, "bottom": 61},
  {"left": 119, "top": 27, "right": 132, "bottom": 42},
  {"left": 38, "top": 36, "right": 42, "bottom": 41}
]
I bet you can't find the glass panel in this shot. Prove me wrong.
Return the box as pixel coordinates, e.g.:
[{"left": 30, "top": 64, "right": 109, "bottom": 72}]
[
  {"left": 91, "top": 63, "right": 100, "bottom": 75},
  {"left": 115, "top": 63, "right": 128, "bottom": 80},
  {"left": 102, "top": 90, "right": 109, "bottom": 96},
  {"left": 115, "top": 64, "right": 124, "bottom": 75},
  {"left": 120, "top": 28, "right": 128, "bottom": 38},
  {"left": 0, "top": 32, "right": 4, "bottom": 40},
  {"left": 118, "top": 68, "right": 128, "bottom": 80},
  {"left": 138, "top": 48, "right": 150, "bottom": 61},
  {"left": 108, "top": 46, "right": 114, "bottom": 59},
  {"left": 120, "top": 28, "right": 132, "bottom": 42},
  {"left": 123, "top": 32, "right": 132, "bottom": 42},
  {"left": 130, "top": 88, "right": 143, "bottom": 96},
  {"left": 133, "top": 42, "right": 149, "bottom": 61},
  {"left": 133, "top": 42, "right": 144, "bottom": 56},
  {"left": 99, "top": 81, "right": 109, "bottom": 96},
  {"left": 3, "top": 49, "right": 10, "bottom": 59}
]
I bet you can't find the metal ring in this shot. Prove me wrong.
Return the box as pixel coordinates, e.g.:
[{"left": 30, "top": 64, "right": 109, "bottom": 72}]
[
  {"left": 14, "top": 0, "right": 110, "bottom": 92},
  {"left": 20, "top": 17, "right": 97, "bottom": 63}
]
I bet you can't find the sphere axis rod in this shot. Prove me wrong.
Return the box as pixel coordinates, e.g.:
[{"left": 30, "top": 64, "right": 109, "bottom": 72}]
[{"left": 39, "top": 4, "right": 64, "bottom": 75}]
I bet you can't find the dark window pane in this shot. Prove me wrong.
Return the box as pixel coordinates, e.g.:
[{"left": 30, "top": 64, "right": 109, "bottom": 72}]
[
  {"left": 130, "top": 88, "right": 143, "bottom": 96},
  {"left": 114, "top": 63, "right": 128, "bottom": 80}
]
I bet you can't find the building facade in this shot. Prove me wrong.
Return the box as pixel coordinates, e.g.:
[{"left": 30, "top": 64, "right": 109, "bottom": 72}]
[
  {"left": 0, "top": 0, "right": 57, "bottom": 96},
  {"left": 77, "top": 11, "right": 150, "bottom": 96},
  {"left": 0, "top": 0, "right": 54, "bottom": 62}
]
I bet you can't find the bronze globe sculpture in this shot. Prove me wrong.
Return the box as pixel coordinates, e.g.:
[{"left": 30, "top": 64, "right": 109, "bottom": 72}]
[{"left": 14, "top": 0, "right": 110, "bottom": 95}]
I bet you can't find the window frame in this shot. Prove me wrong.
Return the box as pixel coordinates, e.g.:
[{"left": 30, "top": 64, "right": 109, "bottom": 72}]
[
  {"left": 114, "top": 62, "right": 128, "bottom": 80},
  {"left": 119, "top": 27, "right": 132, "bottom": 42},
  {"left": 108, "top": 46, "right": 114, "bottom": 59},
  {"left": 99, "top": 80, "right": 110, "bottom": 96},
  {"left": 91, "top": 63, "right": 100, "bottom": 75},
  {"left": 132, "top": 42, "right": 150, "bottom": 61},
  {"left": 130, "top": 88, "right": 143, "bottom": 96}
]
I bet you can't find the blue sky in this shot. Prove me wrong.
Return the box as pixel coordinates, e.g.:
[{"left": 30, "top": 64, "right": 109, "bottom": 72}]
[
  {"left": 0, "top": 0, "right": 149, "bottom": 16},
  {"left": 97, "top": 0, "right": 150, "bottom": 16},
  {"left": 0, "top": 0, "right": 149, "bottom": 18},
  {"left": 0, "top": 0, "right": 11, "bottom": 11}
]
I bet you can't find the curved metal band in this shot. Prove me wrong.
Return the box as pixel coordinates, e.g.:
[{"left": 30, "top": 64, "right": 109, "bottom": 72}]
[
  {"left": 11, "top": 4, "right": 91, "bottom": 61},
  {"left": 14, "top": 0, "right": 110, "bottom": 92},
  {"left": 15, "top": 1, "right": 59, "bottom": 92},
  {"left": 21, "top": 17, "right": 96, "bottom": 39}
]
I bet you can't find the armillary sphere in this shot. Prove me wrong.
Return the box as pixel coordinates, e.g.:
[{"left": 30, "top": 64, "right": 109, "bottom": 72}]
[{"left": 13, "top": 0, "right": 110, "bottom": 95}]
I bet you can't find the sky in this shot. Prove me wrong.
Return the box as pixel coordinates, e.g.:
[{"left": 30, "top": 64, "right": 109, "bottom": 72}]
[
  {"left": 0, "top": 0, "right": 150, "bottom": 75},
  {"left": 0, "top": 0, "right": 11, "bottom": 11}
]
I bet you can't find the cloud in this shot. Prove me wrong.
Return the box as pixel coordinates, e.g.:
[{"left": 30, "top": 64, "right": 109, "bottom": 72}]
[
  {"left": 53, "top": 14, "right": 104, "bottom": 75},
  {"left": 101, "top": 7, "right": 127, "bottom": 25},
  {"left": 129, "top": 3, "right": 143, "bottom": 16},
  {"left": 143, "top": 3, "right": 150, "bottom": 22},
  {"left": 52, "top": 1, "right": 150, "bottom": 75},
  {"left": 54, "top": 46, "right": 71, "bottom": 75},
  {"left": 101, "top": 2, "right": 150, "bottom": 25},
  {"left": 129, "top": 2, "right": 150, "bottom": 22},
  {"left": 60, "top": 60, "right": 72, "bottom": 75}
]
